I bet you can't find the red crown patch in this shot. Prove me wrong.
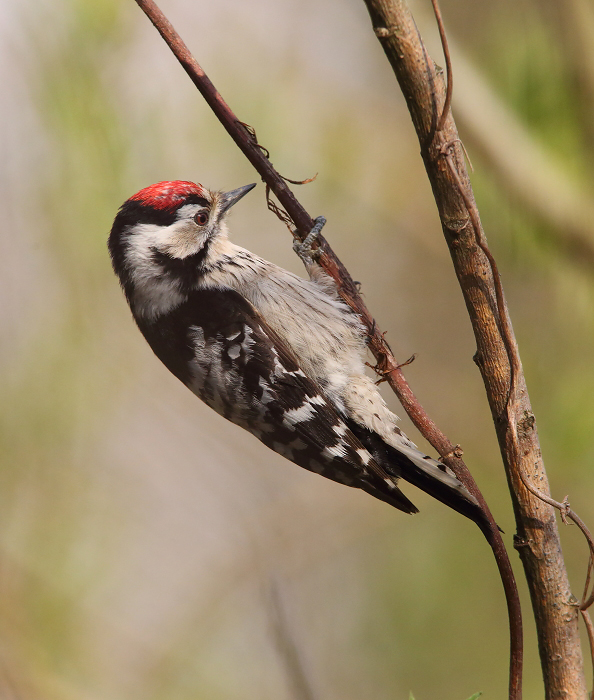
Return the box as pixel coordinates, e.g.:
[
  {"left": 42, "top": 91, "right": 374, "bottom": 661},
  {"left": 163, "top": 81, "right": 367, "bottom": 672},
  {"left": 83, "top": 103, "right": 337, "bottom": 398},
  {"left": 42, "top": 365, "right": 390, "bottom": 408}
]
[{"left": 129, "top": 181, "right": 206, "bottom": 210}]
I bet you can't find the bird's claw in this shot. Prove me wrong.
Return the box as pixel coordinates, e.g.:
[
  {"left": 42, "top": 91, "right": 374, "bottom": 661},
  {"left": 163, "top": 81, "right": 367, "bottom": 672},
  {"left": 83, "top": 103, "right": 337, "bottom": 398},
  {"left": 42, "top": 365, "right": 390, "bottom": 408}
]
[{"left": 293, "top": 216, "right": 326, "bottom": 264}]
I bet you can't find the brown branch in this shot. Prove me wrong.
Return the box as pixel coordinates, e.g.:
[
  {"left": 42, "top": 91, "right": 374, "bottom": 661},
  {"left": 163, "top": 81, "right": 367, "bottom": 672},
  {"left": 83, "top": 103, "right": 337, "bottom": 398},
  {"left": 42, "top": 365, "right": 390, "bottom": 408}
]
[
  {"left": 584, "top": 559, "right": 594, "bottom": 614},
  {"left": 433, "top": 0, "right": 594, "bottom": 690},
  {"left": 441, "top": 145, "right": 519, "bottom": 404},
  {"left": 518, "top": 472, "right": 594, "bottom": 609},
  {"left": 131, "top": 1, "right": 522, "bottom": 698},
  {"left": 582, "top": 610, "right": 594, "bottom": 700},
  {"left": 362, "top": 0, "right": 590, "bottom": 698},
  {"left": 430, "top": 0, "right": 452, "bottom": 132}
]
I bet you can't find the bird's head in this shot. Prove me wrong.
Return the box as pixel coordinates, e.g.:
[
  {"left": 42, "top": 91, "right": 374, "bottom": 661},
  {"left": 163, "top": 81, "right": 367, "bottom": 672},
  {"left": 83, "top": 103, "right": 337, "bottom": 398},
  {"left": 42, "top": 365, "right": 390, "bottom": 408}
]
[{"left": 108, "top": 180, "right": 256, "bottom": 318}]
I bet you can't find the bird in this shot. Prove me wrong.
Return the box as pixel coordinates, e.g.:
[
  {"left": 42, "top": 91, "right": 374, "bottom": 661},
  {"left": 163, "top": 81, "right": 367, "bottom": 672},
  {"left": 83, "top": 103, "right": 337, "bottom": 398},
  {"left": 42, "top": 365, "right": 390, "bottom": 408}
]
[{"left": 108, "top": 180, "right": 488, "bottom": 531}]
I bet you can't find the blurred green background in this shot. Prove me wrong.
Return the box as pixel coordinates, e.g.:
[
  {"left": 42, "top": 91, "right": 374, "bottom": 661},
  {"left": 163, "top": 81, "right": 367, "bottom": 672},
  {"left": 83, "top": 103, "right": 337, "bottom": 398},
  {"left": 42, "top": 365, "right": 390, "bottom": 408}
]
[{"left": 1, "top": 0, "right": 593, "bottom": 697}]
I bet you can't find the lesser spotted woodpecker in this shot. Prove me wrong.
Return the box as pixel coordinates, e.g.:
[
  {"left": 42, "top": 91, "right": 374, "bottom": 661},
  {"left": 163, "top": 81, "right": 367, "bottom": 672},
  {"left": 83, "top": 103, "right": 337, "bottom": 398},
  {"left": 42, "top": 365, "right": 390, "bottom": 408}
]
[{"left": 108, "top": 180, "right": 487, "bottom": 530}]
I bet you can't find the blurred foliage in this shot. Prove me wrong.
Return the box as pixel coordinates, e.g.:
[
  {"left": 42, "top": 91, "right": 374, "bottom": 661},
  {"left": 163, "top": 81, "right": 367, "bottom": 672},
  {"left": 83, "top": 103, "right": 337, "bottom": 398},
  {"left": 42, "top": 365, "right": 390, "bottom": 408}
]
[
  {"left": 469, "top": 0, "right": 594, "bottom": 492},
  {"left": 410, "top": 694, "right": 481, "bottom": 700},
  {"left": 0, "top": 0, "right": 593, "bottom": 698},
  {"left": 484, "top": 5, "right": 585, "bottom": 175}
]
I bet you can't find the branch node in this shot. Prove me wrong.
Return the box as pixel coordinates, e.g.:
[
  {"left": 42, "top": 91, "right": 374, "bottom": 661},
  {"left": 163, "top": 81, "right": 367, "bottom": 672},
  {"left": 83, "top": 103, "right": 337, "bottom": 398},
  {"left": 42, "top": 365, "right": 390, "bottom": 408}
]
[
  {"left": 513, "top": 534, "right": 532, "bottom": 551},
  {"left": 397, "top": 353, "right": 416, "bottom": 370},
  {"left": 560, "top": 496, "right": 571, "bottom": 525},
  {"left": 366, "top": 352, "right": 416, "bottom": 385},
  {"left": 440, "top": 444, "right": 464, "bottom": 461},
  {"left": 237, "top": 120, "right": 270, "bottom": 159},
  {"left": 374, "top": 26, "right": 394, "bottom": 38},
  {"left": 438, "top": 138, "right": 473, "bottom": 172}
]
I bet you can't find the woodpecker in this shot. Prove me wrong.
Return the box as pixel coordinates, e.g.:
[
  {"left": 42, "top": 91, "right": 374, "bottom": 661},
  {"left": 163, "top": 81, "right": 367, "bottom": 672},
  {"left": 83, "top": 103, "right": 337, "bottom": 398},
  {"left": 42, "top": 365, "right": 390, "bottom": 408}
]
[{"left": 109, "top": 180, "right": 488, "bottom": 530}]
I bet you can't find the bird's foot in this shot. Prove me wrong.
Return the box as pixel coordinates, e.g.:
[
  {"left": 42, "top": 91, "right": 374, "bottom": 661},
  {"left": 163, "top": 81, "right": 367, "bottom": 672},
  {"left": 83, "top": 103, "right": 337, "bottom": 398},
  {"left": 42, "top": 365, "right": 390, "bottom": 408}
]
[{"left": 293, "top": 216, "right": 326, "bottom": 264}]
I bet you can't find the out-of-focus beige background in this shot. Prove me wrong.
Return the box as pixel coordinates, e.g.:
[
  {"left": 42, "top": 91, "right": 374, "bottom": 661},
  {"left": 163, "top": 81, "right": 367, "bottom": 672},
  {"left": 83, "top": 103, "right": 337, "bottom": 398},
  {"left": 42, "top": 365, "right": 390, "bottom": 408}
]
[{"left": 1, "top": 0, "right": 593, "bottom": 697}]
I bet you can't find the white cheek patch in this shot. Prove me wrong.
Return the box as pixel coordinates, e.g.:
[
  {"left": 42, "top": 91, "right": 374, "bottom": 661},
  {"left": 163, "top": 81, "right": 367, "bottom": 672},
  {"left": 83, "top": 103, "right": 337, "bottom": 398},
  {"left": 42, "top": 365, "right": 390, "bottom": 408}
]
[
  {"left": 123, "top": 219, "right": 211, "bottom": 319},
  {"left": 126, "top": 218, "right": 207, "bottom": 266},
  {"left": 124, "top": 223, "right": 160, "bottom": 271},
  {"left": 161, "top": 221, "right": 207, "bottom": 259},
  {"left": 125, "top": 225, "right": 185, "bottom": 318}
]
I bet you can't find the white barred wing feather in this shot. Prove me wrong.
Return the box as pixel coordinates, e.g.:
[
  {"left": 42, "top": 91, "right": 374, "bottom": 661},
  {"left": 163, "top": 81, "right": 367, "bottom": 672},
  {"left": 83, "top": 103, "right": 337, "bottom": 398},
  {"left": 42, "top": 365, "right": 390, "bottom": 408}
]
[{"left": 136, "top": 287, "right": 418, "bottom": 513}]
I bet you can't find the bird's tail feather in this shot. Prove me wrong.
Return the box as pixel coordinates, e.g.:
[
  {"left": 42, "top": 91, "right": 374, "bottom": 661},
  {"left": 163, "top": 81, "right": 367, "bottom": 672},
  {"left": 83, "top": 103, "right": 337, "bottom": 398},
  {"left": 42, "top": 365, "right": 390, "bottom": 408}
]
[
  {"left": 387, "top": 441, "right": 489, "bottom": 528},
  {"left": 359, "top": 480, "right": 420, "bottom": 515},
  {"left": 345, "top": 418, "right": 491, "bottom": 532}
]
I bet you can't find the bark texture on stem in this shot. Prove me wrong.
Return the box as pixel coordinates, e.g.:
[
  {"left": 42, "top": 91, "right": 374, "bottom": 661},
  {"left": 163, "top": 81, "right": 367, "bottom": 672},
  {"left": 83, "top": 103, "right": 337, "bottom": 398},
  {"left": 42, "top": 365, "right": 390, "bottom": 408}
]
[{"left": 361, "top": 0, "right": 586, "bottom": 697}]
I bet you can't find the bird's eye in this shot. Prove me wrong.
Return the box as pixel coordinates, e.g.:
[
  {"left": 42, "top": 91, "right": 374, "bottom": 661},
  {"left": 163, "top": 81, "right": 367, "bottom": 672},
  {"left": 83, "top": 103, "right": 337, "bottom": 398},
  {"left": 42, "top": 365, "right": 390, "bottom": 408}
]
[{"left": 194, "top": 211, "right": 208, "bottom": 226}]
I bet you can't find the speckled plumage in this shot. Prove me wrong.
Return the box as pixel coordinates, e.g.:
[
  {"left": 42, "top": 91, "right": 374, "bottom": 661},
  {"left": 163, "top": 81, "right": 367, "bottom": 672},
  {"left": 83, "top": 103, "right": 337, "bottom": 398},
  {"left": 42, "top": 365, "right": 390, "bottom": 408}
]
[{"left": 109, "top": 180, "right": 486, "bottom": 525}]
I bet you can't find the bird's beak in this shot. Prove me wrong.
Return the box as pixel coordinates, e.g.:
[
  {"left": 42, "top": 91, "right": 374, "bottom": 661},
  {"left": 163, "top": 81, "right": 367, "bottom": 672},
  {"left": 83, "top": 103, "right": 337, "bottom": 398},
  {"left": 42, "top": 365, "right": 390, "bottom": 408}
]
[{"left": 220, "top": 183, "right": 257, "bottom": 214}]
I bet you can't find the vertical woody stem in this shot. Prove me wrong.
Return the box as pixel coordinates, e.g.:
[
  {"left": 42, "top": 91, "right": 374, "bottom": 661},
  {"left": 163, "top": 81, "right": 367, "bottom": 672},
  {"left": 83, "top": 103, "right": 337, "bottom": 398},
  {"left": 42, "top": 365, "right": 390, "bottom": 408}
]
[{"left": 361, "top": 0, "right": 587, "bottom": 697}]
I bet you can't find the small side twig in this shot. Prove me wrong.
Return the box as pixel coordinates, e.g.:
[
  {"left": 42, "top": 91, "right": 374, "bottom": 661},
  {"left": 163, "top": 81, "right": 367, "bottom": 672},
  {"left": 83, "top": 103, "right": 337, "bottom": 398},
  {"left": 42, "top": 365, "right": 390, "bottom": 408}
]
[
  {"left": 518, "top": 471, "right": 594, "bottom": 610},
  {"left": 430, "top": 0, "right": 452, "bottom": 132},
  {"left": 518, "top": 470, "right": 594, "bottom": 699}
]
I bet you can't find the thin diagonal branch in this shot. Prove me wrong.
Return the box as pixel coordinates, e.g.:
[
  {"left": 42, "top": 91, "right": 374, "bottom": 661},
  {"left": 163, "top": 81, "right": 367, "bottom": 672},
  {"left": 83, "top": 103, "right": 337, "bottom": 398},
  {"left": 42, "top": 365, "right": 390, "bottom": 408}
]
[
  {"left": 131, "top": 2, "right": 522, "bottom": 698},
  {"left": 130, "top": 0, "right": 502, "bottom": 526}
]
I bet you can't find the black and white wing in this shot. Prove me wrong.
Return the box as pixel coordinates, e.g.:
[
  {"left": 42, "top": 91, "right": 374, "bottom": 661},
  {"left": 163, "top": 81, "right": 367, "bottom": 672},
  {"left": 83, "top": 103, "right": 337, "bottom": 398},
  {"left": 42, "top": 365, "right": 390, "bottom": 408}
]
[{"left": 136, "top": 286, "right": 419, "bottom": 514}]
